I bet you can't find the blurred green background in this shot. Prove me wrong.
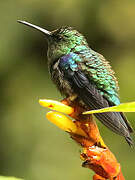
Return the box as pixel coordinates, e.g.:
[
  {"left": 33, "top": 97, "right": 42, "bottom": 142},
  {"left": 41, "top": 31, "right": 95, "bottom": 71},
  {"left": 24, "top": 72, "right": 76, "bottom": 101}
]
[{"left": 0, "top": 0, "right": 135, "bottom": 179}]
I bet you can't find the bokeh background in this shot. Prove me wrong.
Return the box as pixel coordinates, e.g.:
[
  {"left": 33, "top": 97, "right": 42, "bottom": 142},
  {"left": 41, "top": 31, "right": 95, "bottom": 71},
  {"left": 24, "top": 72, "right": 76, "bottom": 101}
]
[{"left": 0, "top": 0, "right": 135, "bottom": 179}]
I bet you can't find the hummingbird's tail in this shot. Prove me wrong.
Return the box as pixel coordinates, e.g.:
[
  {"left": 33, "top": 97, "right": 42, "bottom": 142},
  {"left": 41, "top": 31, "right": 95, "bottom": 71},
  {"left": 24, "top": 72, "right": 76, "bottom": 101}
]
[
  {"left": 120, "top": 112, "right": 134, "bottom": 146},
  {"left": 93, "top": 111, "right": 134, "bottom": 147},
  {"left": 125, "top": 136, "right": 134, "bottom": 147}
]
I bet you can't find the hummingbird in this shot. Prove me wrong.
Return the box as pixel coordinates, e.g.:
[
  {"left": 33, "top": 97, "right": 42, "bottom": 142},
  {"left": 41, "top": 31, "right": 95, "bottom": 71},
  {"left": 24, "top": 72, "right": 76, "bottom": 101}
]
[{"left": 17, "top": 20, "right": 133, "bottom": 146}]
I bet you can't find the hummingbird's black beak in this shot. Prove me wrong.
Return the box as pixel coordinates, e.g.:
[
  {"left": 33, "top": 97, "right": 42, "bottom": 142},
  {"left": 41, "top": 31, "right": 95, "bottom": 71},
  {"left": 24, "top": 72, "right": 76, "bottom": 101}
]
[{"left": 17, "top": 20, "right": 51, "bottom": 37}]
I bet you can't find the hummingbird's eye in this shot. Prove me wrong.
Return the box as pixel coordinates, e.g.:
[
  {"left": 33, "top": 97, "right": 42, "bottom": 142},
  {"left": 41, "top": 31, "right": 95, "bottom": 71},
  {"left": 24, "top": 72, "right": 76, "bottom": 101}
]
[
  {"left": 57, "top": 35, "right": 63, "bottom": 41},
  {"left": 52, "top": 34, "right": 62, "bottom": 41},
  {"left": 53, "top": 34, "right": 66, "bottom": 41},
  {"left": 57, "top": 35, "right": 64, "bottom": 41}
]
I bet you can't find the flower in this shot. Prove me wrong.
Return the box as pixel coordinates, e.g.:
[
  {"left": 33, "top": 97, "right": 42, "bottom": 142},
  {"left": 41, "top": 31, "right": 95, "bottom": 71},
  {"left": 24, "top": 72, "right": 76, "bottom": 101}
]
[{"left": 39, "top": 98, "right": 125, "bottom": 180}]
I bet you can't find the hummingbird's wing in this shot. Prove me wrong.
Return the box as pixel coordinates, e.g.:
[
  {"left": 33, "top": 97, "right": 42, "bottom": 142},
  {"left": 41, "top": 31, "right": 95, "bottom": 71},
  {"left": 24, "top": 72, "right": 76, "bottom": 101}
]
[{"left": 59, "top": 53, "right": 133, "bottom": 146}]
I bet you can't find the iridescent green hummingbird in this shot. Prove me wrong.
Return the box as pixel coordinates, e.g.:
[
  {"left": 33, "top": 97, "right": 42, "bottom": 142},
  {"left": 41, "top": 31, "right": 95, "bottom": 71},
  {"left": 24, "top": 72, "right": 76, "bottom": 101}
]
[{"left": 18, "top": 20, "right": 133, "bottom": 146}]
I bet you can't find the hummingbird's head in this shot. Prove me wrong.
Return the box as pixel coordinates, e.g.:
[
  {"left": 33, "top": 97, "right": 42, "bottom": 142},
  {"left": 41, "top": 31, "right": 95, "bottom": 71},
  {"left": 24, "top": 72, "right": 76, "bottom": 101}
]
[
  {"left": 47, "top": 26, "right": 88, "bottom": 60},
  {"left": 50, "top": 26, "right": 85, "bottom": 45},
  {"left": 17, "top": 21, "right": 88, "bottom": 62}
]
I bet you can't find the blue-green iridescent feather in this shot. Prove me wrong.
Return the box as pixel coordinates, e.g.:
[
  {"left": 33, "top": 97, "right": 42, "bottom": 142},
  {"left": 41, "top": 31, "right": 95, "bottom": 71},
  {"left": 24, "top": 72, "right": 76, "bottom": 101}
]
[{"left": 59, "top": 49, "right": 120, "bottom": 106}]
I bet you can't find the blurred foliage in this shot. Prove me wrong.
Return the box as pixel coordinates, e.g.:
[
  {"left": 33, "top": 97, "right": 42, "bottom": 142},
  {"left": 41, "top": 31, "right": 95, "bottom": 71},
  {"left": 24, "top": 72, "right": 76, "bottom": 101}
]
[{"left": 0, "top": 0, "right": 135, "bottom": 180}]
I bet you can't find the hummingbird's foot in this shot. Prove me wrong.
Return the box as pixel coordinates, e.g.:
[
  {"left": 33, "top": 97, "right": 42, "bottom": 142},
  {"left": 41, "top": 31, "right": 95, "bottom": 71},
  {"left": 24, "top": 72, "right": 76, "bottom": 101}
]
[{"left": 61, "top": 94, "right": 77, "bottom": 106}]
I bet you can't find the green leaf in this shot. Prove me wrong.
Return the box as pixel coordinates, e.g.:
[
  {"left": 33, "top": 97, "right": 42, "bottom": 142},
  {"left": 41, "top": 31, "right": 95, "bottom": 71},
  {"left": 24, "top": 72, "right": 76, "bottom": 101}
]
[
  {"left": 83, "top": 101, "right": 135, "bottom": 115},
  {"left": 0, "top": 177, "right": 23, "bottom": 180}
]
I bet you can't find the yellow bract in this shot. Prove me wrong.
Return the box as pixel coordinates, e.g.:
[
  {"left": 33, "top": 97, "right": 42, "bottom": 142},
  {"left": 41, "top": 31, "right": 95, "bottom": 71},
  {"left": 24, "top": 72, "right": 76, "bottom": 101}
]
[
  {"left": 46, "top": 111, "right": 76, "bottom": 132},
  {"left": 46, "top": 111, "right": 87, "bottom": 137},
  {"left": 39, "top": 99, "right": 73, "bottom": 114},
  {"left": 39, "top": 99, "right": 86, "bottom": 137}
]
